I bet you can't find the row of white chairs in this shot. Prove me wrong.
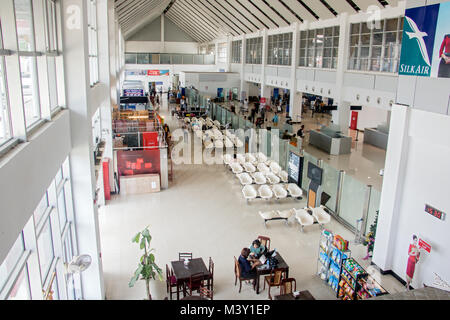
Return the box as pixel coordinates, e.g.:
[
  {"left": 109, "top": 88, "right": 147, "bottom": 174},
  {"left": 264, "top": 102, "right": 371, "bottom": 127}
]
[
  {"left": 242, "top": 183, "right": 303, "bottom": 201},
  {"left": 230, "top": 162, "right": 288, "bottom": 183},
  {"left": 258, "top": 205, "right": 331, "bottom": 231}
]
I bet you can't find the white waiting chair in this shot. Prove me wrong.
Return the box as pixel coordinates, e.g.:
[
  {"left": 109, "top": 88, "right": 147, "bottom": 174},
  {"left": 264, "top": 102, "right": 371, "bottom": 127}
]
[
  {"left": 242, "top": 185, "right": 257, "bottom": 202},
  {"left": 258, "top": 185, "right": 273, "bottom": 200},
  {"left": 258, "top": 210, "right": 278, "bottom": 227},
  {"left": 224, "top": 137, "right": 234, "bottom": 148},
  {"left": 245, "top": 153, "right": 257, "bottom": 164},
  {"left": 270, "top": 162, "right": 282, "bottom": 175},
  {"left": 214, "top": 139, "right": 224, "bottom": 148},
  {"left": 278, "top": 170, "right": 289, "bottom": 183},
  {"left": 294, "top": 208, "right": 315, "bottom": 232},
  {"left": 230, "top": 162, "right": 243, "bottom": 174},
  {"left": 234, "top": 138, "right": 244, "bottom": 148},
  {"left": 310, "top": 205, "right": 331, "bottom": 228},
  {"left": 266, "top": 172, "right": 281, "bottom": 184},
  {"left": 256, "top": 152, "right": 267, "bottom": 163},
  {"left": 272, "top": 184, "right": 287, "bottom": 200},
  {"left": 184, "top": 117, "right": 191, "bottom": 123},
  {"left": 287, "top": 183, "right": 303, "bottom": 199},
  {"left": 236, "top": 153, "right": 246, "bottom": 165},
  {"left": 243, "top": 162, "right": 256, "bottom": 173},
  {"left": 213, "top": 120, "right": 221, "bottom": 127},
  {"left": 195, "top": 130, "right": 203, "bottom": 140},
  {"left": 257, "top": 163, "right": 271, "bottom": 175},
  {"left": 204, "top": 140, "right": 214, "bottom": 149},
  {"left": 252, "top": 172, "right": 267, "bottom": 185},
  {"left": 237, "top": 173, "right": 253, "bottom": 186},
  {"left": 223, "top": 154, "right": 233, "bottom": 166}
]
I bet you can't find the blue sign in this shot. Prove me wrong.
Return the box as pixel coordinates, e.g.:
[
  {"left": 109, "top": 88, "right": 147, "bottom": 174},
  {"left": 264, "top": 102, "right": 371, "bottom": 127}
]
[
  {"left": 123, "top": 89, "right": 144, "bottom": 97},
  {"left": 399, "top": 4, "right": 441, "bottom": 77}
]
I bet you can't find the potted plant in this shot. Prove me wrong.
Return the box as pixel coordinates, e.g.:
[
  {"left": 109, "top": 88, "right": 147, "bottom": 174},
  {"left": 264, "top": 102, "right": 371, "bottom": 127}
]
[
  {"left": 362, "top": 211, "right": 379, "bottom": 260},
  {"left": 129, "top": 226, "right": 163, "bottom": 300}
]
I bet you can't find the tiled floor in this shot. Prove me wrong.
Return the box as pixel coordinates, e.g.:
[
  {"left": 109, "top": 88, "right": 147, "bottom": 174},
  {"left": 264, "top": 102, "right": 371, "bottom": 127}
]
[{"left": 98, "top": 96, "right": 403, "bottom": 300}]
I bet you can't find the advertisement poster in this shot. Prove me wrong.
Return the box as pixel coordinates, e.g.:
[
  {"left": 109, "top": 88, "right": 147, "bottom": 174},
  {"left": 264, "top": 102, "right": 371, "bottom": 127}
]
[
  {"left": 147, "top": 70, "right": 170, "bottom": 76},
  {"left": 399, "top": 2, "right": 450, "bottom": 78},
  {"left": 117, "top": 150, "right": 160, "bottom": 176}
]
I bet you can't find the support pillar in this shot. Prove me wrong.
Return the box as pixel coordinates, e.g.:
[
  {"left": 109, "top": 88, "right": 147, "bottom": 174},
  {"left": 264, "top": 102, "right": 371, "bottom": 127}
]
[{"left": 62, "top": 0, "right": 105, "bottom": 299}]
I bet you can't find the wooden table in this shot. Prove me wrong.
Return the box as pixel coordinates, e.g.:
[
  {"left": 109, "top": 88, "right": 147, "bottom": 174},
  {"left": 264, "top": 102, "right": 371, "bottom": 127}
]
[
  {"left": 255, "top": 252, "right": 289, "bottom": 294},
  {"left": 171, "top": 258, "right": 211, "bottom": 300},
  {"left": 274, "top": 290, "right": 316, "bottom": 300}
]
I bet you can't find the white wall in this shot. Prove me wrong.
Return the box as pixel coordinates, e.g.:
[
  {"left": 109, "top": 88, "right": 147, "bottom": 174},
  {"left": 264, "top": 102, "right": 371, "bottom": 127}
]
[
  {"left": 180, "top": 72, "right": 241, "bottom": 97},
  {"left": 125, "top": 41, "right": 199, "bottom": 54},
  {"left": 373, "top": 105, "right": 450, "bottom": 289},
  {"left": 351, "top": 105, "right": 389, "bottom": 130},
  {"left": 125, "top": 64, "right": 220, "bottom": 92},
  {"left": 0, "top": 111, "right": 71, "bottom": 263}
]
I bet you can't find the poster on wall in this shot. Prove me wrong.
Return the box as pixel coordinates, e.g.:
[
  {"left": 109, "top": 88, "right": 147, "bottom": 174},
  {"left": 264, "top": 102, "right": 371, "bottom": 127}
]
[
  {"left": 399, "top": 2, "right": 450, "bottom": 78},
  {"left": 287, "top": 151, "right": 303, "bottom": 186},
  {"left": 117, "top": 150, "right": 160, "bottom": 176},
  {"left": 147, "top": 70, "right": 170, "bottom": 76}
]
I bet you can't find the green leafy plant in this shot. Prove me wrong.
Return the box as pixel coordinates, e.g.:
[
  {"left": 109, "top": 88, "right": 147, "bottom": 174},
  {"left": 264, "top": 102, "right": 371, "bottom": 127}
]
[
  {"left": 362, "top": 210, "right": 379, "bottom": 260},
  {"left": 129, "top": 226, "right": 163, "bottom": 300}
]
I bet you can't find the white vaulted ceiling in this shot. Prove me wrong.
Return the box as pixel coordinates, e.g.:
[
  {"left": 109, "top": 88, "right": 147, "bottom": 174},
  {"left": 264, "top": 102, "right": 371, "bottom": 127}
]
[{"left": 116, "top": 0, "right": 402, "bottom": 41}]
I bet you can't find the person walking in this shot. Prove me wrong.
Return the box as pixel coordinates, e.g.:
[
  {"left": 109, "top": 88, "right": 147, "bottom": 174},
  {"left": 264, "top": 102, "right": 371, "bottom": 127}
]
[{"left": 272, "top": 113, "right": 279, "bottom": 127}]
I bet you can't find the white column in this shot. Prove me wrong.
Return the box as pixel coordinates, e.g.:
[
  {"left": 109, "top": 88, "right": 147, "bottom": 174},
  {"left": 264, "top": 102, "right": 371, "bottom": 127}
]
[
  {"left": 333, "top": 13, "right": 352, "bottom": 133},
  {"left": 61, "top": 0, "right": 105, "bottom": 299},
  {"left": 372, "top": 104, "right": 411, "bottom": 271},
  {"left": 240, "top": 35, "right": 247, "bottom": 100},
  {"left": 161, "top": 14, "right": 165, "bottom": 53},
  {"left": 260, "top": 29, "right": 270, "bottom": 101},
  {"left": 289, "top": 22, "right": 300, "bottom": 121}
]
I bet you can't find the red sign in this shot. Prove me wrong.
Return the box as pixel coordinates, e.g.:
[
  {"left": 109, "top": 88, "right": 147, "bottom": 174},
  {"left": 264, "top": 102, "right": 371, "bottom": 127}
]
[
  {"left": 260, "top": 97, "right": 266, "bottom": 104},
  {"left": 147, "top": 70, "right": 160, "bottom": 76},
  {"left": 419, "top": 239, "right": 432, "bottom": 253},
  {"left": 142, "top": 131, "right": 159, "bottom": 147}
]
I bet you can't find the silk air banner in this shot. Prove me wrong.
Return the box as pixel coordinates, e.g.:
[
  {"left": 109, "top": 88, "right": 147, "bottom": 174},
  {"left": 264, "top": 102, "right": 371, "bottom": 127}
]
[{"left": 399, "top": 2, "right": 450, "bottom": 78}]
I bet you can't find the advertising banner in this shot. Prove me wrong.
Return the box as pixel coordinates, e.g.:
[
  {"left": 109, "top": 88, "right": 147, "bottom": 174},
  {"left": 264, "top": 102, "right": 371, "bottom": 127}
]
[
  {"left": 123, "top": 89, "right": 144, "bottom": 97},
  {"left": 117, "top": 150, "right": 160, "bottom": 176},
  {"left": 147, "top": 70, "right": 170, "bottom": 76},
  {"left": 399, "top": 2, "right": 450, "bottom": 78}
]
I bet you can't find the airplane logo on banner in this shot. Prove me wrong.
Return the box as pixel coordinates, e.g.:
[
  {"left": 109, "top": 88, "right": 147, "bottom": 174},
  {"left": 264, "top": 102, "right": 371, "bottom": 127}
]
[{"left": 399, "top": 4, "right": 440, "bottom": 76}]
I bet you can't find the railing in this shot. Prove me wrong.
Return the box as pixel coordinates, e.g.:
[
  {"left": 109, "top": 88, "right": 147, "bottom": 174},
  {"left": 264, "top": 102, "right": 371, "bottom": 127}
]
[{"left": 125, "top": 52, "right": 215, "bottom": 65}]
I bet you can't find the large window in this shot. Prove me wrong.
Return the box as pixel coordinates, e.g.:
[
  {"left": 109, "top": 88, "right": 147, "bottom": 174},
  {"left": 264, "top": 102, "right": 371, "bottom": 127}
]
[
  {"left": 299, "top": 26, "right": 339, "bottom": 69},
  {"left": 0, "top": 28, "right": 11, "bottom": 145},
  {"left": 217, "top": 43, "right": 227, "bottom": 64},
  {"left": 15, "top": 0, "right": 41, "bottom": 128},
  {"left": 231, "top": 40, "right": 242, "bottom": 63},
  {"left": 88, "top": 0, "right": 99, "bottom": 85},
  {"left": 0, "top": 157, "right": 81, "bottom": 300},
  {"left": 348, "top": 17, "right": 403, "bottom": 73},
  {"left": 246, "top": 37, "right": 262, "bottom": 65},
  {"left": 267, "top": 33, "right": 292, "bottom": 66}
]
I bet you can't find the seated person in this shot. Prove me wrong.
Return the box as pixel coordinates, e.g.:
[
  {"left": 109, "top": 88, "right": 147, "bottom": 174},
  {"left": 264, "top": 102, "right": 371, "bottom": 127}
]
[
  {"left": 238, "top": 248, "right": 261, "bottom": 284},
  {"left": 249, "top": 239, "right": 266, "bottom": 258},
  {"left": 282, "top": 130, "right": 290, "bottom": 140}
]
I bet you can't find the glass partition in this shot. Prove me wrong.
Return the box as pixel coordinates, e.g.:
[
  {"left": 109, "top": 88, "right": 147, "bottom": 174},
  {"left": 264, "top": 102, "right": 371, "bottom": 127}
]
[
  {"left": 339, "top": 175, "right": 369, "bottom": 229},
  {"left": 232, "top": 114, "right": 239, "bottom": 129},
  {"left": 321, "top": 162, "right": 340, "bottom": 212},
  {"left": 125, "top": 53, "right": 216, "bottom": 65},
  {"left": 160, "top": 54, "right": 171, "bottom": 64},
  {"left": 366, "top": 188, "right": 381, "bottom": 234},
  {"left": 279, "top": 140, "right": 288, "bottom": 170}
]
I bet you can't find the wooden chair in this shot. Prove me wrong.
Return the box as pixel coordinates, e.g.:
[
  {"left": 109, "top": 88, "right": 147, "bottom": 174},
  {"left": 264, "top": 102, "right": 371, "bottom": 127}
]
[
  {"left": 280, "top": 278, "right": 297, "bottom": 295},
  {"left": 258, "top": 236, "right": 271, "bottom": 251},
  {"left": 165, "top": 264, "right": 181, "bottom": 300},
  {"left": 263, "top": 268, "right": 284, "bottom": 300},
  {"left": 199, "top": 285, "right": 214, "bottom": 300},
  {"left": 207, "top": 257, "right": 214, "bottom": 291},
  {"left": 234, "top": 256, "right": 256, "bottom": 293},
  {"left": 185, "top": 272, "right": 205, "bottom": 296},
  {"left": 179, "top": 252, "right": 193, "bottom": 261}
]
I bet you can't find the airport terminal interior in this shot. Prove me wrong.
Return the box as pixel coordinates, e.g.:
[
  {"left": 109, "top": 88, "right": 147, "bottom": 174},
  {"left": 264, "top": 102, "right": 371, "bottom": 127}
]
[{"left": 0, "top": 0, "right": 449, "bottom": 301}]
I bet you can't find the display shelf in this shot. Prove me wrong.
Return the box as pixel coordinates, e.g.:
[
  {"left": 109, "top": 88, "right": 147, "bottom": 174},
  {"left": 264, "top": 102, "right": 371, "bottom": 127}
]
[
  {"left": 357, "top": 276, "right": 388, "bottom": 298},
  {"left": 338, "top": 257, "right": 389, "bottom": 300}
]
